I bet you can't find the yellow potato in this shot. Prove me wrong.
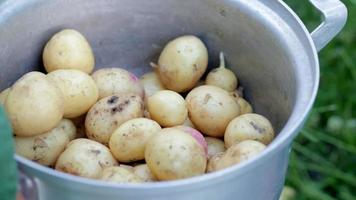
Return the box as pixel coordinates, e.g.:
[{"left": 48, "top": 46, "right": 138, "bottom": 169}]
[
  {"left": 157, "top": 35, "right": 208, "bottom": 92},
  {"left": 224, "top": 113, "right": 274, "bottom": 148},
  {"left": 145, "top": 128, "right": 206, "bottom": 180},
  {"left": 0, "top": 87, "right": 10, "bottom": 105},
  {"left": 206, "top": 52, "right": 238, "bottom": 92},
  {"left": 147, "top": 90, "right": 187, "bottom": 127},
  {"left": 237, "top": 98, "right": 253, "bottom": 115},
  {"left": 92, "top": 68, "right": 144, "bottom": 99},
  {"left": 139, "top": 72, "right": 165, "bottom": 102},
  {"left": 85, "top": 94, "right": 144, "bottom": 145},
  {"left": 101, "top": 166, "right": 142, "bottom": 183},
  {"left": 48, "top": 69, "right": 99, "bottom": 118},
  {"left": 181, "top": 117, "right": 195, "bottom": 128},
  {"left": 133, "top": 164, "right": 157, "bottom": 182},
  {"left": 43, "top": 29, "right": 95, "bottom": 74},
  {"left": 206, "top": 152, "right": 224, "bottom": 173},
  {"left": 186, "top": 85, "right": 240, "bottom": 137},
  {"left": 205, "top": 137, "right": 226, "bottom": 158},
  {"left": 5, "top": 72, "right": 64, "bottom": 136},
  {"left": 55, "top": 138, "right": 117, "bottom": 179},
  {"left": 15, "top": 119, "right": 76, "bottom": 166},
  {"left": 109, "top": 118, "right": 161, "bottom": 162},
  {"left": 119, "top": 164, "right": 134, "bottom": 172}
]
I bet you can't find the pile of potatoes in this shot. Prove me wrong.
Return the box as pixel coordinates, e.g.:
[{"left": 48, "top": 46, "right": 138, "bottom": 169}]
[{"left": 0, "top": 29, "right": 275, "bottom": 183}]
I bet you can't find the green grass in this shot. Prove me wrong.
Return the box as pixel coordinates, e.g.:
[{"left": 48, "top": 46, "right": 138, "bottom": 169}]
[{"left": 283, "top": 0, "right": 356, "bottom": 199}]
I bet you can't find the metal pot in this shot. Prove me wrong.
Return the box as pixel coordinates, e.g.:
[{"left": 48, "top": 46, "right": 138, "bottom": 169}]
[{"left": 0, "top": 0, "right": 347, "bottom": 199}]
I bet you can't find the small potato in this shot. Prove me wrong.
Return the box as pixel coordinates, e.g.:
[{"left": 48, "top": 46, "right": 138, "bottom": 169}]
[
  {"left": 224, "top": 113, "right": 274, "bottom": 148},
  {"left": 48, "top": 69, "right": 99, "bottom": 118},
  {"left": 237, "top": 98, "right": 253, "bottom": 115},
  {"left": 147, "top": 90, "right": 187, "bottom": 127},
  {"left": 182, "top": 117, "right": 195, "bottom": 128},
  {"left": 174, "top": 126, "right": 208, "bottom": 156},
  {"left": 207, "top": 140, "right": 266, "bottom": 172},
  {"left": 5, "top": 72, "right": 64, "bottom": 136},
  {"left": 55, "top": 138, "right": 117, "bottom": 179},
  {"left": 109, "top": 118, "right": 161, "bottom": 162},
  {"left": 133, "top": 164, "right": 157, "bottom": 182},
  {"left": 205, "top": 137, "right": 226, "bottom": 158},
  {"left": 15, "top": 119, "right": 76, "bottom": 166},
  {"left": 92, "top": 68, "right": 144, "bottom": 99},
  {"left": 0, "top": 87, "right": 10, "bottom": 105},
  {"left": 156, "top": 35, "right": 208, "bottom": 92},
  {"left": 206, "top": 52, "right": 238, "bottom": 92},
  {"left": 43, "top": 29, "right": 95, "bottom": 74},
  {"left": 85, "top": 94, "right": 144, "bottom": 145},
  {"left": 186, "top": 85, "right": 240, "bottom": 137},
  {"left": 139, "top": 72, "right": 165, "bottom": 101},
  {"left": 145, "top": 128, "right": 206, "bottom": 180},
  {"left": 119, "top": 164, "right": 134, "bottom": 172},
  {"left": 101, "top": 166, "right": 142, "bottom": 183}
]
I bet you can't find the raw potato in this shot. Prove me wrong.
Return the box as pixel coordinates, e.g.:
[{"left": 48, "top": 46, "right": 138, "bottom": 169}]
[
  {"left": 182, "top": 117, "right": 195, "bottom": 128},
  {"left": 92, "top": 68, "right": 144, "bottom": 99},
  {"left": 237, "top": 98, "right": 253, "bottom": 115},
  {"left": 205, "top": 137, "right": 226, "bottom": 158},
  {"left": 48, "top": 69, "right": 99, "bottom": 118},
  {"left": 119, "top": 164, "right": 134, "bottom": 172},
  {"left": 5, "top": 72, "right": 64, "bottom": 136},
  {"left": 147, "top": 90, "right": 187, "bottom": 127},
  {"left": 43, "top": 29, "right": 95, "bottom": 74},
  {"left": 101, "top": 166, "right": 142, "bottom": 183},
  {"left": 207, "top": 152, "right": 224, "bottom": 173},
  {"left": 15, "top": 119, "right": 76, "bottom": 166},
  {"left": 139, "top": 72, "right": 165, "bottom": 101},
  {"left": 224, "top": 113, "right": 274, "bottom": 148},
  {"left": 55, "top": 138, "right": 117, "bottom": 179},
  {"left": 186, "top": 85, "right": 240, "bottom": 137},
  {"left": 109, "top": 118, "right": 161, "bottom": 162},
  {"left": 206, "top": 52, "right": 238, "bottom": 92},
  {"left": 156, "top": 35, "right": 208, "bottom": 92},
  {"left": 208, "top": 140, "right": 266, "bottom": 172},
  {"left": 145, "top": 128, "right": 206, "bottom": 180},
  {"left": 85, "top": 94, "right": 144, "bottom": 145},
  {"left": 174, "top": 126, "right": 208, "bottom": 156},
  {"left": 0, "top": 87, "right": 10, "bottom": 105},
  {"left": 133, "top": 164, "right": 157, "bottom": 182}
]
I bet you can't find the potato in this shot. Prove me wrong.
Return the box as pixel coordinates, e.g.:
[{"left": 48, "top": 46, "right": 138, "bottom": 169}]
[
  {"left": 156, "top": 35, "right": 208, "bottom": 92},
  {"left": 109, "top": 118, "right": 161, "bottom": 162},
  {"left": 5, "top": 72, "right": 64, "bottom": 136},
  {"left": 119, "top": 164, "right": 134, "bottom": 172},
  {"left": 205, "top": 137, "right": 226, "bottom": 158},
  {"left": 208, "top": 140, "right": 266, "bottom": 172},
  {"left": 186, "top": 85, "right": 240, "bottom": 137},
  {"left": 15, "top": 119, "right": 76, "bottom": 166},
  {"left": 147, "top": 90, "right": 187, "bottom": 127},
  {"left": 237, "top": 98, "right": 253, "bottom": 115},
  {"left": 71, "top": 115, "right": 87, "bottom": 138},
  {"left": 145, "top": 128, "right": 206, "bottom": 180},
  {"left": 174, "top": 126, "right": 208, "bottom": 156},
  {"left": 206, "top": 52, "right": 238, "bottom": 92},
  {"left": 85, "top": 94, "right": 144, "bottom": 145},
  {"left": 101, "top": 166, "right": 142, "bottom": 183},
  {"left": 43, "top": 29, "right": 95, "bottom": 74},
  {"left": 182, "top": 117, "right": 195, "bottom": 128},
  {"left": 55, "top": 138, "right": 117, "bottom": 179},
  {"left": 224, "top": 113, "right": 274, "bottom": 148},
  {"left": 48, "top": 69, "right": 99, "bottom": 118},
  {"left": 133, "top": 164, "right": 157, "bottom": 182},
  {"left": 92, "top": 68, "right": 144, "bottom": 99},
  {"left": 0, "top": 88, "right": 10, "bottom": 105},
  {"left": 139, "top": 72, "right": 165, "bottom": 101}
]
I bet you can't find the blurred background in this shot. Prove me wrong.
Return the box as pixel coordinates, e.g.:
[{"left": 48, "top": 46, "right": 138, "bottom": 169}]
[{"left": 281, "top": 0, "right": 356, "bottom": 200}]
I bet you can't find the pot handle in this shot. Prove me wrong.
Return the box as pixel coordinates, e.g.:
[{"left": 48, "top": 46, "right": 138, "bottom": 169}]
[{"left": 308, "top": 0, "right": 347, "bottom": 51}]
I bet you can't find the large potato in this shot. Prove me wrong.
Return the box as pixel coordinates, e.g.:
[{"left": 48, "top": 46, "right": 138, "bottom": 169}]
[
  {"left": 205, "top": 137, "right": 226, "bottom": 158},
  {"left": 48, "top": 69, "right": 98, "bottom": 118},
  {"left": 224, "top": 113, "right": 275, "bottom": 148},
  {"left": 147, "top": 90, "right": 187, "bottom": 127},
  {"left": 139, "top": 72, "right": 165, "bottom": 102},
  {"left": 157, "top": 35, "right": 208, "bottom": 92},
  {"left": 174, "top": 126, "right": 208, "bottom": 156},
  {"left": 43, "top": 29, "right": 95, "bottom": 74},
  {"left": 0, "top": 87, "right": 10, "bottom": 105},
  {"left": 92, "top": 68, "right": 144, "bottom": 99},
  {"left": 15, "top": 119, "right": 76, "bottom": 166},
  {"left": 55, "top": 138, "right": 117, "bottom": 179},
  {"left": 133, "top": 164, "right": 157, "bottom": 182},
  {"left": 186, "top": 85, "right": 240, "bottom": 137},
  {"left": 85, "top": 94, "right": 144, "bottom": 145},
  {"left": 101, "top": 166, "right": 142, "bottom": 183},
  {"left": 109, "top": 118, "right": 161, "bottom": 162},
  {"left": 5, "top": 72, "right": 64, "bottom": 136},
  {"left": 145, "top": 128, "right": 206, "bottom": 180}
]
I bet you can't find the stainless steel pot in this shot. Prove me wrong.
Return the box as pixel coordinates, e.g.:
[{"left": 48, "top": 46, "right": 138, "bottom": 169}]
[{"left": 0, "top": 0, "right": 347, "bottom": 199}]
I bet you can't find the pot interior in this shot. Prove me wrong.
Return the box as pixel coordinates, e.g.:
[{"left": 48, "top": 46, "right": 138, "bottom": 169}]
[{"left": 0, "top": 0, "right": 314, "bottom": 135}]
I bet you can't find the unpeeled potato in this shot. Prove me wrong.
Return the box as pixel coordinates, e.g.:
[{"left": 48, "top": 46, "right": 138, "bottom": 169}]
[{"left": 0, "top": 87, "right": 10, "bottom": 105}]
